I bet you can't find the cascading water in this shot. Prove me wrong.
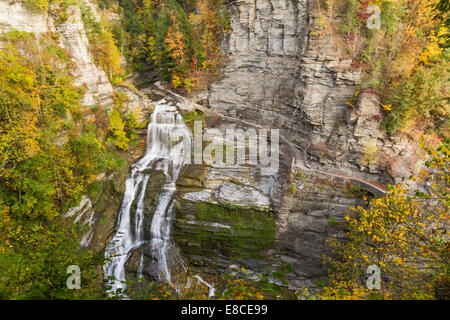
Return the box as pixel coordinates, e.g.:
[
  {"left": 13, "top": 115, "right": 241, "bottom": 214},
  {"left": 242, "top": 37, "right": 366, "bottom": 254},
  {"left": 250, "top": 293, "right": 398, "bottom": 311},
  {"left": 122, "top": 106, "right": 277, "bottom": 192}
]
[{"left": 104, "top": 98, "right": 192, "bottom": 295}]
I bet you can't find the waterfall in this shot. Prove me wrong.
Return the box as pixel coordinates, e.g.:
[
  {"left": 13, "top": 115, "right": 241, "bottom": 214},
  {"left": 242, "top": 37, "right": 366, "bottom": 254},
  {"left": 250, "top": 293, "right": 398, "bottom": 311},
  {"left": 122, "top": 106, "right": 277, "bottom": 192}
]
[{"left": 104, "top": 98, "right": 192, "bottom": 295}]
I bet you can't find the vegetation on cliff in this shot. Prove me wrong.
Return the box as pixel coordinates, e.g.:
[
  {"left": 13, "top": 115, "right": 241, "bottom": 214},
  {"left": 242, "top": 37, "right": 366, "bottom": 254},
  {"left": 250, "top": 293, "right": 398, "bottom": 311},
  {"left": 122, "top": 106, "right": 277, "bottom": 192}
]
[
  {"left": 110, "top": 0, "right": 229, "bottom": 93},
  {"left": 0, "top": 30, "right": 124, "bottom": 298},
  {"left": 305, "top": 140, "right": 449, "bottom": 300},
  {"left": 0, "top": 0, "right": 448, "bottom": 301},
  {"left": 314, "top": 0, "right": 449, "bottom": 138},
  {"left": 0, "top": 0, "right": 229, "bottom": 299}
]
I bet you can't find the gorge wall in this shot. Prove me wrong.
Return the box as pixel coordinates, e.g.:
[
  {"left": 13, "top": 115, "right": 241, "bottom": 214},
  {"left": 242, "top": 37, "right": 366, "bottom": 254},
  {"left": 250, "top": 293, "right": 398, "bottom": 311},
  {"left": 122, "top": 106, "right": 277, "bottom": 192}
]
[
  {"left": 59, "top": 0, "right": 421, "bottom": 289},
  {"left": 205, "top": 0, "right": 420, "bottom": 185},
  {"left": 0, "top": 1, "right": 113, "bottom": 108},
  {"left": 0, "top": 0, "right": 423, "bottom": 291},
  {"left": 182, "top": 0, "right": 423, "bottom": 287}
]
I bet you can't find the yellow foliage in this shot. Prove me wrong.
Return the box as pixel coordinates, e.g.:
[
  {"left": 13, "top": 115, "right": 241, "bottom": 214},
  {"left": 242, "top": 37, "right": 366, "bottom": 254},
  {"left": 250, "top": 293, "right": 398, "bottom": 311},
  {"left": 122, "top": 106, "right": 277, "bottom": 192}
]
[
  {"left": 362, "top": 139, "right": 378, "bottom": 166},
  {"left": 322, "top": 170, "right": 448, "bottom": 299},
  {"left": 382, "top": 104, "right": 392, "bottom": 111},
  {"left": 108, "top": 108, "right": 129, "bottom": 150},
  {"left": 419, "top": 29, "right": 446, "bottom": 65}
]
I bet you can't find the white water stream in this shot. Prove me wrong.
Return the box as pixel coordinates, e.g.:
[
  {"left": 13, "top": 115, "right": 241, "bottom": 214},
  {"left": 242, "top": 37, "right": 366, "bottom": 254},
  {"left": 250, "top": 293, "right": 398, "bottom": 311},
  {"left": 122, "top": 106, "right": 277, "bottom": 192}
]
[{"left": 104, "top": 98, "right": 192, "bottom": 295}]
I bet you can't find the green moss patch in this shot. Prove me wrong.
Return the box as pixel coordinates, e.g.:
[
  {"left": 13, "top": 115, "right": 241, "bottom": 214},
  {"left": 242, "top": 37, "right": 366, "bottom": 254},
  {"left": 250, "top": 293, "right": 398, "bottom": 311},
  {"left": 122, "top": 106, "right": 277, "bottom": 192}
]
[{"left": 174, "top": 201, "right": 275, "bottom": 261}]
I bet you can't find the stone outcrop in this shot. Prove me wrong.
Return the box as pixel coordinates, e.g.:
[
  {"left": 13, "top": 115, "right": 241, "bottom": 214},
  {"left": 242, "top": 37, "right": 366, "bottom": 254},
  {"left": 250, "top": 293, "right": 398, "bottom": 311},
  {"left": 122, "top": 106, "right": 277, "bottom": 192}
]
[
  {"left": 63, "top": 195, "right": 96, "bottom": 247},
  {"left": 183, "top": 0, "right": 423, "bottom": 287},
  {"left": 55, "top": 5, "right": 113, "bottom": 107},
  {"left": 0, "top": 1, "right": 114, "bottom": 108},
  {"left": 205, "top": 0, "right": 420, "bottom": 185},
  {"left": 114, "top": 84, "right": 158, "bottom": 125},
  {"left": 0, "top": 1, "right": 55, "bottom": 33}
]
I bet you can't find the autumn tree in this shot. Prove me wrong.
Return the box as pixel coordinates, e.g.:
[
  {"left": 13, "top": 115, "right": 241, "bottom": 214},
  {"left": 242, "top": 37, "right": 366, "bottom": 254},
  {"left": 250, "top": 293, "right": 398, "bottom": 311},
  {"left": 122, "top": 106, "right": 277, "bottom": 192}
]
[
  {"left": 315, "top": 139, "right": 449, "bottom": 300},
  {"left": 118, "top": 0, "right": 228, "bottom": 92},
  {"left": 0, "top": 30, "right": 123, "bottom": 299},
  {"left": 432, "top": 0, "right": 450, "bottom": 48},
  {"left": 81, "top": 5, "right": 125, "bottom": 84}
]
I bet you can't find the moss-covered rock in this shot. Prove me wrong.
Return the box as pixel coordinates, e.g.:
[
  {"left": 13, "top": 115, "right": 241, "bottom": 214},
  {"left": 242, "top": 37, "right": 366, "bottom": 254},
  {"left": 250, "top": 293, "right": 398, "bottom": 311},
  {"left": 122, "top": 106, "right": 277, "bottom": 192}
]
[{"left": 173, "top": 200, "right": 276, "bottom": 270}]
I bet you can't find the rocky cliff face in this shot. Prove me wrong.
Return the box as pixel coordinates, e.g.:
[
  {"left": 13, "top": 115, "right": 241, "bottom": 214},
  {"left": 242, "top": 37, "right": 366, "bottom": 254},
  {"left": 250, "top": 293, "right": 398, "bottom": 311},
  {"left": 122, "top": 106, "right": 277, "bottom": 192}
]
[
  {"left": 0, "top": 0, "right": 113, "bottom": 108},
  {"left": 0, "top": 1, "right": 54, "bottom": 33},
  {"left": 205, "top": 0, "right": 419, "bottom": 185},
  {"left": 180, "top": 0, "right": 422, "bottom": 287},
  {"left": 208, "top": 0, "right": 309, "bottom": 140},
  {"left": 1, "top": 0, "right": 422, "bottom": 291},
  {"left": 55, "top": 5, "right": 114, "bottom": 107}
]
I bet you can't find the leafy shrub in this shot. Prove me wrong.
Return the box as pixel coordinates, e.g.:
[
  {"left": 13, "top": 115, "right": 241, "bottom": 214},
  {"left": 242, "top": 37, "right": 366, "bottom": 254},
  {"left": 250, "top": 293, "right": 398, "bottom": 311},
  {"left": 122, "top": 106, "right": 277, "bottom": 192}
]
[
  {"left": 0, "top": 31, "right": 121, "bottom": 299},
  {"left": 108, "top": 109, "right": 130, "bottom": 150},
  {"left": 23, "top": 0, "right": 49, "bottom": 12},
  {"left": 87, "top": 180, "right": 102, "bottom": 198},
  {"left": 381, "top": 49, "right": 449, "bottom": 136},
  {"left": 183, "top": 109, "right": 204, "bottom": 123},
  {"left": 287, "top": 183, "right": 297, "bottom": 195},
  {"left": 316, "top": 0, "right": 448, "bottom": 137}
]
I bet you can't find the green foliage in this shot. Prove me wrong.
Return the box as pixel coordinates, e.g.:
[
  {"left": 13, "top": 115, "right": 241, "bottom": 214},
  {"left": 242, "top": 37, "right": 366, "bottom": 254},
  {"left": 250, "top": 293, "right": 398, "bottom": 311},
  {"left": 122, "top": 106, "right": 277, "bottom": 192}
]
[
  {"left": 287, "top": 183, "right": 297, "bottom": 195},
  {"left": 0, "top": 214, "right": 107, "bottom": 299},
  {"left": 432, "top": 0, "right": 450, "bottom": 48},
  {"left": 23, "top": 0, "right": 77, "bottom": 22},
  {"left": 183, "top": 109, "right": 204, "bottom": 123},
  {"left": 380, "top": 1, "right": 403, "bottom": 34},
  {"left": 114, "top": 0, "right": 228, "bottom": 91},
  {"left": 328, "top": 216, "right": 338, "bottom": 226},
  {"left": 106, "top": 91, "right": 144, "bottom": 150},
  {"left": 80, "top": 5, "right": 125, "bottom": 82},
  {"left": 87, "top": 181, "right": 102, "bottom": 199},
  {"left": 337, "top": 0, "right": 362, "bottom": 35},
  {"left": 108, "top": 108, "right": 130, "bottom": 150},
  {"left": 125, "top": 110, "right": 140, "bottom": 129},
  {"left": 381, "top": 49, "right": 449, "bottom": 136},
  {"left": 321, "top": 0, "right": 448, "bottom": 137},
  {"left": 318, "top": 142, "right": 449, "bottom": 300},
  {"left": 0, "top": 30, "right": 123, "bottom": 299},
  {"left": 23, "top": 0, "right": 49, "bottom": 12}
]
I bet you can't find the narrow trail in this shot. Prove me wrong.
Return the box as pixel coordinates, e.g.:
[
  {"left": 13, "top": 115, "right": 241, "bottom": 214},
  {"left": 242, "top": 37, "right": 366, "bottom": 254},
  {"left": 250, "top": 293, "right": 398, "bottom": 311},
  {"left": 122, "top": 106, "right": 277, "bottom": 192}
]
[
  {"left": 154, "top": 84, "right": 389, "bottom": 198},
  {"left": 311, "top": 169, "right": 388, "bottom": 196}
]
